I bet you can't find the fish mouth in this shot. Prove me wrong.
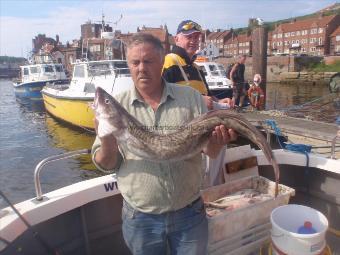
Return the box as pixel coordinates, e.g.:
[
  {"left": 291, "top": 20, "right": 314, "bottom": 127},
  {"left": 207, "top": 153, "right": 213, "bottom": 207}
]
[{"left": 94, "top": 87, "right": 106, "bottom": 109}]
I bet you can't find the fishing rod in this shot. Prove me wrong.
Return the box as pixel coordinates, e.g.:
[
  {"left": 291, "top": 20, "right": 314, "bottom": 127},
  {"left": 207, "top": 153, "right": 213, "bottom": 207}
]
[{"left": 0, "top": 190, "right": 61, "bottom": 255}]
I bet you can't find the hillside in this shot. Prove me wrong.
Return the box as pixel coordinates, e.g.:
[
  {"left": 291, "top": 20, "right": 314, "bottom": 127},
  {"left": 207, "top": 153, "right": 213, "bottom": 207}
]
[{"left": 235, "top": 2, "right": 340, "bottom": 34}]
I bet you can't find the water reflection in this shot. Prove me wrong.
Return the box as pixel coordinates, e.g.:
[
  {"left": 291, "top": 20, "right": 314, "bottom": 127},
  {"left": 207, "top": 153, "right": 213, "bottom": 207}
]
[
  {"left": 266, "top": 83, "right": 339, "bottom": 123},
  {"left": 44, "top": 115, "right": 96, "bottom": 171},
  {"left": 15, "top": 98, "right": 45, "bottom": 113}
]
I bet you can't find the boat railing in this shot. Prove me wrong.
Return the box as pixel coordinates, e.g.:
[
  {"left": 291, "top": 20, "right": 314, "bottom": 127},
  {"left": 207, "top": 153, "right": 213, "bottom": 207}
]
[
  {"left": 34, "top": 149, "right": 91, "bottom": 201},
  {"left": 331, "top": 132, "right": 340, "bottom": 159},
  {"left": 113, "top": 67, "right": 130, "bottom": 77}
]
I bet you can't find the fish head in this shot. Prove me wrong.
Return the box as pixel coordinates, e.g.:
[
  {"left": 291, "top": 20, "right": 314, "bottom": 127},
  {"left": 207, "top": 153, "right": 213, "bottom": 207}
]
[{"left": 94, "top": 87, "right": 123, "bottom": 138}]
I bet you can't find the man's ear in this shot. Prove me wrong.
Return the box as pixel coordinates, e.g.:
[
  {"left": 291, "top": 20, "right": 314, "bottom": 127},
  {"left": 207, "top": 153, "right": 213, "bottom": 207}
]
[{"left": 174, "top": 35, "right": 179, "bottom": 44}]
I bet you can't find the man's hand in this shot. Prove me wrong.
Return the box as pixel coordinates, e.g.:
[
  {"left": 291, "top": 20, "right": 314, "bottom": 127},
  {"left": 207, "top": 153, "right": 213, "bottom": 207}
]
[
  {"left": 218, "top": 97, "right": 235, "bottom": 109},
  {"left": 202, "top": 95, "right": 214, "bottom": 110},
  {"left": 211, "top": 125, "right": 237, "bottom": 145},
  {"left": 203, "top": 125, "right": 238, "bottom": 158},
  {"left": 94, "top": 118, "right": 119, "bottom": 170}
]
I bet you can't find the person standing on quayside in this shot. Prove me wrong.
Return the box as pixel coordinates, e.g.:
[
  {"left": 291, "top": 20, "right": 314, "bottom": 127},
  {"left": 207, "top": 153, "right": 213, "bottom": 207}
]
[
  {"left": 91, "top": 33, "right": 237, "bottom": 255},
  {"left": 230, "top": 54, "right": 247, "bottom": 107},
  {"left": 163, "top": 20, "right": 233, "bottom": 110}
]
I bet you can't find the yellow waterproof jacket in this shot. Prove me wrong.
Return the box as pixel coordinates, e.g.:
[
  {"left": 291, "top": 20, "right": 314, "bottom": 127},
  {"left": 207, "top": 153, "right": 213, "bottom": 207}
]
[{"left": 162, "top": 45, "right": 211, "bottom": 96}]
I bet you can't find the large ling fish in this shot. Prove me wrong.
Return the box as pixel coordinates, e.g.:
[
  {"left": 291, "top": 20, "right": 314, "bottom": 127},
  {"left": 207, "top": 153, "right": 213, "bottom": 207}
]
[{"left": 93, "top": 87, "right": 280, "bottom": 196}]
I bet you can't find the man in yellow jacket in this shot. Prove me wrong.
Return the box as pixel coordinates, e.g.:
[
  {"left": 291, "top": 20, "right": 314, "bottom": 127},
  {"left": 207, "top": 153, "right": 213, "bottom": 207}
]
[
  {"left": 163, "top": 20, "right": 213, "bottom": 109},
  {"left": 163, "top": 20, "right": 234, "bottom": 186}
]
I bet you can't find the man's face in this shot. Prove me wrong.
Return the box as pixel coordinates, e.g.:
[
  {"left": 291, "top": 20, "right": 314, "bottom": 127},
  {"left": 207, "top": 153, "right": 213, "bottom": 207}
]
[
  {"left": 175, "top": 32, "right": 201, "bottom": 57},
  {"left": 239, "top": 56, "right": 247, "bottom": 64},
  {"left": 127, "top": 43, "right": 164, "bottom": 92}
]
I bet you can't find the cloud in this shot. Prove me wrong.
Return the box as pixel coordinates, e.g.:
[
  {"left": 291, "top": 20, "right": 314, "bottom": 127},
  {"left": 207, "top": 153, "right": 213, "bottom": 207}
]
[{"left": 0, "top": 0, "right": 335, "bottom": 57}]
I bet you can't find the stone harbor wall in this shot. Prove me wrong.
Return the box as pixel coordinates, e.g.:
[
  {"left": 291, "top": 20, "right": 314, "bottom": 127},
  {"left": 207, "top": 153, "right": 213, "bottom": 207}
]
[
  {"left": 216, "top": 56, "right": 324, "bottom": 82},
  {"left": 279, "top": 72, "right": 338, "bottom": 85}
]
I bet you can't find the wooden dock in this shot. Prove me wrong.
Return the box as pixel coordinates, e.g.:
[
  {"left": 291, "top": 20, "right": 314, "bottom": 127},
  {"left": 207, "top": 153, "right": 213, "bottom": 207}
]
[{"left": 241, "top": 111, "right": 339, "bottom": 143}]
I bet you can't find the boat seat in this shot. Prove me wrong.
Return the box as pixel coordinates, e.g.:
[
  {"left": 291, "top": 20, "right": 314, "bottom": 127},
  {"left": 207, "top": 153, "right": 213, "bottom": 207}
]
[{"left": 84, "top": 83, "right": 96, "bottom": 93}]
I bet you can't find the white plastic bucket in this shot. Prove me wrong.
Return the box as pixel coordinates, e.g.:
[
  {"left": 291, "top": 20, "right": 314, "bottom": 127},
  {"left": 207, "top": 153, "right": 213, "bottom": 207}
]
[{"left": 270, "top": 204, "right": 328, "bottom": 255}]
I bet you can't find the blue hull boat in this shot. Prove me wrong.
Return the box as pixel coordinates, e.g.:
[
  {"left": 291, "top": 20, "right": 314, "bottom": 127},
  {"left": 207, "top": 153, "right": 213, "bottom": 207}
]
[{"left": 13, "top": 79, "right": 69, "bottom": 100}]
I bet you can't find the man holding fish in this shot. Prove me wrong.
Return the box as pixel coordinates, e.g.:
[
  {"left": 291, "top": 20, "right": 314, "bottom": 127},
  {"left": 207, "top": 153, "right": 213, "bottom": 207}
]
[{"left": 91, "top": 33, "right": 237, "bottom": 255}]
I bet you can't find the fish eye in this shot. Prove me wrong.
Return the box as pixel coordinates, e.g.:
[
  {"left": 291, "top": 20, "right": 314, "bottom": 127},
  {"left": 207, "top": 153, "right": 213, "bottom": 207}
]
[{"left": 105, "top": 99, "right": 110, "bottom": 104}]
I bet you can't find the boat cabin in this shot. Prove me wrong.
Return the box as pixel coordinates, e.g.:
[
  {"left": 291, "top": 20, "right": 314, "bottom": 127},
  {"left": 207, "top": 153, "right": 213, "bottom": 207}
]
[
  {"left": 195, "top": 61, "right": 232, "bottom": 89},
  {"left": 20, "top": 64, "right": 67, "bottom": 83}
]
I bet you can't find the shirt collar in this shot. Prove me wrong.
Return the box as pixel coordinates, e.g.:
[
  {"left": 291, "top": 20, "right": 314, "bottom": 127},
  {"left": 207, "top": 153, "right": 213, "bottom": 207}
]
[
  {"left": 130, "top": 79, "right": 175, "bottom": 106},
  {"left": 172, "top": 45, "right": 197, "bottom": 64}
]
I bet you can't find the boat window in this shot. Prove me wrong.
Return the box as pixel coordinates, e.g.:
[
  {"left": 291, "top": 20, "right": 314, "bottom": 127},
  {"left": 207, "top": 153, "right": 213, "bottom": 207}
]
[
  {"left": 74, "top": 65, "right": 85, "bottom": 78},
  {"left": 208, "top": 65, "right": 219, "bottom": 76},
  {"left": 44, "top": 65, "right": 54, "bottom": 73},
  {"left": 55, "top": 65, "right": 63, "bottom": 72},
  {"left": 23, "top": 68, "right": 29, "bottom": 75},
  {"left": 88, "top": 63, "right": 112, "bottom": 76},
  {"left": 30, "top": 66, "right": 41, "bottom": 74},
  {"left": 217, "top": 64, "right": 227, "bottom": 76},
  {"left": 112, "top": 61, "right": 130, "bottom": 75},
  {"left": 199, "top": 65, "right": 208, "bottom": 76}
]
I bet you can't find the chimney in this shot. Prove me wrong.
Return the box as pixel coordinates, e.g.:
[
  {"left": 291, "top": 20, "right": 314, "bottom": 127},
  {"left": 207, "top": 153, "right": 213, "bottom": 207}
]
[{"left": 56, "top": 35, "right": 59, "bottom": 44}]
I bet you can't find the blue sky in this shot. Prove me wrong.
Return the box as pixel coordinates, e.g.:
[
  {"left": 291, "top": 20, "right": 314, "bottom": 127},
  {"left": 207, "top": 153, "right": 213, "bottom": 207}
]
[{"left": 0, "top": 0, "right": 338, "bottom": 57}]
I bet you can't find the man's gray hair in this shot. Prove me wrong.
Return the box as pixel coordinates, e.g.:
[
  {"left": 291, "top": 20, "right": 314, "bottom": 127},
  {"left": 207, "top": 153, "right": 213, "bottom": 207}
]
[
  {"left": 127, "top": 33, "right": 164, "bottom": 54},
  {"left": 238, "top": 54, "right": 247, "bottom": 59}
]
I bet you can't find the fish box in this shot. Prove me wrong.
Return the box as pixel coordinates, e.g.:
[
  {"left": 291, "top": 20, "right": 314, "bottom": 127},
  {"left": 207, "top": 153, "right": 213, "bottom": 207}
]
[{"left": 202, "top": 175, "right": 295, "bottom": 252}]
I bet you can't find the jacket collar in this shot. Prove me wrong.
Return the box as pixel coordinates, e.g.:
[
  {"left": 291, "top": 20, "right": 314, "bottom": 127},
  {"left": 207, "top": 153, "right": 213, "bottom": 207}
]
[{"left": 171, "top": 45, "right": 197, "bottom": 64}]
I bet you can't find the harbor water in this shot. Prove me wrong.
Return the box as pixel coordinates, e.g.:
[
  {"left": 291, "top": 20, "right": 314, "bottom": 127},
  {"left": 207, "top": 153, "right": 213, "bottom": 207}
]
[{"left": 0, "top": 79, "right": 338, "bottom": 207}]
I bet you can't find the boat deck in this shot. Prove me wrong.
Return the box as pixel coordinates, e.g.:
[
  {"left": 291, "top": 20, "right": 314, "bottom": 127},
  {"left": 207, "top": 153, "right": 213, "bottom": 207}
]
[{"left": 242, "top": 111, "right": 338, "bottom": 142}]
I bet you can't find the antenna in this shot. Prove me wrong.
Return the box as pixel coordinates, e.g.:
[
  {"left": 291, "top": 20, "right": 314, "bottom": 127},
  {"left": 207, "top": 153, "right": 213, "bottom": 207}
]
[{"left": 113, "top": 14, "right": 123, "bottom": 27}]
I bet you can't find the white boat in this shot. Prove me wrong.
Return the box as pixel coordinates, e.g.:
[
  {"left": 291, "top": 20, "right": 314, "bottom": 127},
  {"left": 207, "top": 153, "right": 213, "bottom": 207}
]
[
  {"left": 13, "top": 56, "right": 69, "bottom": 100},
  {"left": 195, "top": 61, "right": 233, "bottom": 99},
  {"left": 41, "top": 59, "right": 134, "bottom": 129},
  {"left": 1, "top": 145, "right": 339, "bottom": 255}
]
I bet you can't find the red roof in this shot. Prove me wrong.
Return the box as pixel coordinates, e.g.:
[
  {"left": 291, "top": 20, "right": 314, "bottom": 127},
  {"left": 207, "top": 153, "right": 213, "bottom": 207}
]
[
  {"left": 138, "top": 27, "right": 168, "bottom": 42},
  {"left": 236, "top": 33, "right": 251, "bottom": 42},
  {"left": 330, "top": 26, "right": 340, "bottom": 37},
  {"left": 276, "top": 14, "right": 338, "bottom": 32}
]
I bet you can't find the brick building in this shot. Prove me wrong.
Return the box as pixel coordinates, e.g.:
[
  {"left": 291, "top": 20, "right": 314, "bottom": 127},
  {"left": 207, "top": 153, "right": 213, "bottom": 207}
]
[
  {"left": 137, "top": 25, "right": 171, "bottom": 53},
  {"left": 81, "top": 21, "right": 112, "bottom": 40},
  {"left": 223, "top": 32, "right": 252, "bottom": 57},
  {"left": 330, "top": 26, "right": 340, "bottom": 55},
  {"left": 270, "top": 14, "right": 340, "bottom": 56},
  {"left": 32, "top": 34, "right": 59, "bottom": 54},
  {"left": 205, "top": 30, "right": 232, "bottom": 56}
]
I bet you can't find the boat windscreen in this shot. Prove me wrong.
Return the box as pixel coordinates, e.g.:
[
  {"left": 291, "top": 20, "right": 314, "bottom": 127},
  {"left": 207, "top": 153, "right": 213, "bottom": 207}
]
[
  {"left": 88, "top": 63, "right": 112, "bottom": 76},
  {"left": 217, "top": 65, "right": 227, "bottom": 76},
  {"left": 112, "top": 62, "right": 130, "bottom": 75},
  {"left": 44, "top": 65, "right": 54, "bottom": 73},
  {"left": 55, "top": 65, "right": 63, "bottom": 72},
  {"left": 208, "top": 65, "right": 220, "bottom": 76}
]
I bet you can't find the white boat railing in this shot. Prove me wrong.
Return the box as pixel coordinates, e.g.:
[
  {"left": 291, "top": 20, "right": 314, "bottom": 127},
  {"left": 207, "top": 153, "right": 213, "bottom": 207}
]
[
  {"left": 34, "top": 149, "right": 91, "bottom": 201},
  {"left": 331, "top": 133, "right": 340, "bottom": 159}
]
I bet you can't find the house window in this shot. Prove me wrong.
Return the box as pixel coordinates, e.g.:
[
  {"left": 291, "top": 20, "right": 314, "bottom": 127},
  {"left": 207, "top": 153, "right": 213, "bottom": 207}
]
[
  {"left": 296, "top": 31, "right": 301, "bottom": 36},
  {"left": 278, "top": 33, "right": 282, "bottom": 38},
  {"left": 310, "top": 47, "right": 316, "bottom": 52},
  {"left": 310, "top": 28, "right": 317, "bottom": 34},
  {"left": 318, "top": 28, "right": 323, "bottom": 33},
  {"left": 291, "top": 32, "right": 295, "bottom": 36},
  {"left": 273, "top": 34, "right": 277, "bottom": 39},
  {"left": 23, "top": 68, "right": 29, "bottom": 75},
  {"left": 319, "top": 38, "right": 323, "bottom": 44},
  {"left": 285, "top": 32, "right": 290, "bottom": 37},
  {"left": 336, "top": 35, "right": 340, "bottom": 41}
]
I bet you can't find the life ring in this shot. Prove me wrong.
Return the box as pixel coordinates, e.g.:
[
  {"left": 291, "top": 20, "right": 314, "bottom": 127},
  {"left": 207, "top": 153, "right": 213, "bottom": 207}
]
[{"left": 248, "top": 85, "right": 265, "bottom": 110}]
